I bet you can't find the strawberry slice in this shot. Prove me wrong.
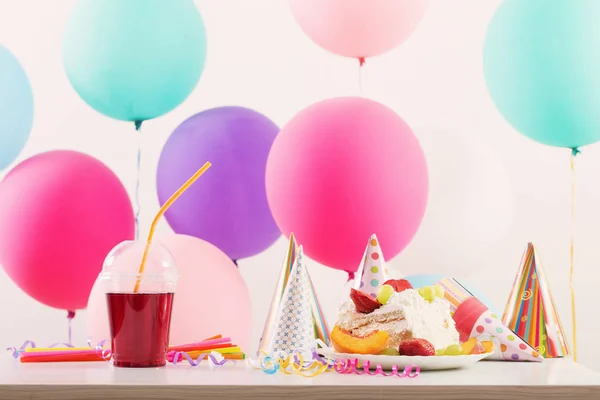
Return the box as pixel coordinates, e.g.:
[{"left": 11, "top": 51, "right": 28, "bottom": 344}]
[
  {"left": 399, "top": 338, "right": 435, "bottom": 356},
  {"left": 350, "top": 288, "right": 382, "bottom": 313},
  {"left": 384, "top": 279, "right": 413, "bottom": 293}
]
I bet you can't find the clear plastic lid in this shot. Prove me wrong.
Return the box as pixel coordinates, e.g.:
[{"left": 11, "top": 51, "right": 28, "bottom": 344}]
[{"left": 100, "top": 240, "right": 178, "bottom": 293}]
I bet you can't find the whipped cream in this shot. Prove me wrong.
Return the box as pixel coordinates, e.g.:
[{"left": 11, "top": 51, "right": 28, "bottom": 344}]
[{"left": 337, "top": 289, "right": 459, "bottom": 349}]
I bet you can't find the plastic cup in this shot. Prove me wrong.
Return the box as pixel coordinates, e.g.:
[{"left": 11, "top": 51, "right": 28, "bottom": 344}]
[{"left": 100, "top": 240, "right": 178, "bottom": 368}]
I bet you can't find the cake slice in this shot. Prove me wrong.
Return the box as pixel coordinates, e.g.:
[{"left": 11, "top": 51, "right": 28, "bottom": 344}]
[{"left": 334, "top": 281, "right": 460, "bottom": 351}]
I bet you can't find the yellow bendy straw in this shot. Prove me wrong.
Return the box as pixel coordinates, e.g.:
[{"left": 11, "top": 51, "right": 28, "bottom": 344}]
[{"left": 133, "top": 161, "right": 212, "bottom": 293}]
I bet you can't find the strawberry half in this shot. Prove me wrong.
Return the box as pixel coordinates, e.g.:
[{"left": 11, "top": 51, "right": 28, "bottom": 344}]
[
  {"left": 399, "top": 338, "right": 435, "bottom": 356},
  {"left": 384, "top": 279, "right": 413, "bottom": 293},
  {"left": 350, "top": 288, "right": 382, "bottom": 314}
]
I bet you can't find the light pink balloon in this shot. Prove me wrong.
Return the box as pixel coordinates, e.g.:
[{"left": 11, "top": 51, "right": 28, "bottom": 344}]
[
  {"left": 289, "top": 0, "right": 429, "bottom": 59},
  {"left": 0, "top": 150, "right": 134, "bottom": 311},
  {"left": 266, "top": 97, "right": 428, "bottom": 274},
  {"left": 87, "top": 234, "right": 252, "bottom": 350}
]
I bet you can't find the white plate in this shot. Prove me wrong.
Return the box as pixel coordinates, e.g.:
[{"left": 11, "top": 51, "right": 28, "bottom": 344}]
[{"left": 320, "top": 349, "right": 492, "bottom": 371}]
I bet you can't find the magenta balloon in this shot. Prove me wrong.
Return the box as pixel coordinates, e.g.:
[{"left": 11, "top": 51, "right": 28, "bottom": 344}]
[
  {"left": 157, "top": 106, "right": 281, "bottom": 260},
  {"left": 87, "top": 234, "right": 252, "bottom": 350},
  {"left": 266, "top": 97, "right": 428, "bottom": 273},
  {"left": 0, "top": 150, "right": 134, "bottom": 310}
]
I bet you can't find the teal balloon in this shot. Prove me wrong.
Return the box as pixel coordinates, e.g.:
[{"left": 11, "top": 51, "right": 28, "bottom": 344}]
[
  {"left": 0, "top": 45, "right": 33, "bottom": 170},
  {"left": 483, "top": 0, "right": 600, "bottom": 149},
  {"left": 63, "top": 0, "right": 207, "bottom": 122}
]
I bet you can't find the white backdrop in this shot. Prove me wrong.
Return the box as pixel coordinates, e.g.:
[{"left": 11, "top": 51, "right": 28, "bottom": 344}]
[{"left": 0, "top": 0, "right": 598, "bottom": 371}]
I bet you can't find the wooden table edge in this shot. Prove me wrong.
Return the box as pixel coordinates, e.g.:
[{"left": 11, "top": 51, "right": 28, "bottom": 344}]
[{"left": 2, "top": 384, "right": 600, "bottom": 400}]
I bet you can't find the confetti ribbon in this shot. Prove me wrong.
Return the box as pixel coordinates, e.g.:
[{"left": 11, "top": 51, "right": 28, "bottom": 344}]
[
  {"left": 247, "top": 349, "right": 330, "bottom": 377},
  {"left": 88, "top": 338, "right": 112, "bottom": 360},
  {"left": 311, "top": 350, "right": 419, "bottom": 378},
  {"left": 331, "top": 358, "right": 420, "bottom": 378},
  {"left": 7, "top": 340, "right": 112, "bottom": 360},
  {"left": 169, "top": 351, "right": 234, "bottom": 367},
  {"left": 248, "top": 348, "right": 419, "bottom": 378},
  {"left": 6, "top": 341, "right": 74, "bottom": 358}
]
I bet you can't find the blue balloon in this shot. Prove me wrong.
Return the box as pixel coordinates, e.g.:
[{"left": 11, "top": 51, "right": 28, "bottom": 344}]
[
  {"left": 484, "top": 0, "right": 600, "bottom": 149},
  {"left": 62, "top": 0, "right": 207, "bottom": 122},
  {"left": 404, "top": 274, "right": 497, "bottom": 313},
  {"left": 0, "top": 45, "right": 33, "bottom": 170}
]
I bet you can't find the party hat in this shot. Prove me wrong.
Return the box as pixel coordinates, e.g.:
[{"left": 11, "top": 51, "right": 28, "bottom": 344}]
[
  {"left": 258, "top": 235, "right": 330, "bottom": 355},
  {"left": 353, "top": 234, "right": 390, "bottom": 297},
  {"left": 453, "top": 297, "right": 541, "bottom": 361},
  {"left": 502, "top": 243, "right": 569, "bottom": 358},
  {"left": 265, "top": 246, "right": 316, "bottom": 356},
  {"left": 433, "top": 277, "right": 541, "bottom": 361},
  {"left": 435, "top": 277, "right": 474, "bottom": 312}
]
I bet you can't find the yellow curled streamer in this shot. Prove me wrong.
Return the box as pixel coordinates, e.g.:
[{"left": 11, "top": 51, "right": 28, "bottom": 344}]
[
  {"left": 277, "top": 357, "right": 292, "bottom": 375},
  {"left": 290, "top": 353, "right": 330, "bottom": 377}
]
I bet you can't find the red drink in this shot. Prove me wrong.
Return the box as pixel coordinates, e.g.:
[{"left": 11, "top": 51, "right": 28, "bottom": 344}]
[{"left": 107, "top": 293, "right": 174, "bottom": 368}]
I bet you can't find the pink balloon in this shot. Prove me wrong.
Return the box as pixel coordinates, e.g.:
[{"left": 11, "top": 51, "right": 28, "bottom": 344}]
[
  {"left": 266, "top": 97, "right": 428, "bottom": 273},
  {"left": 289, "top": 0, "right": 429, "bottom": 59},
  {"left": 87, "top": 234, "right": 252, "bottom": 350},
  {"left": 0, "top": 150, "right": 134, "bottom": 310}
]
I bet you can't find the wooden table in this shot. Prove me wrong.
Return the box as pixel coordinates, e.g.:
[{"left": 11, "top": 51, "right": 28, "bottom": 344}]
[{"left": 1, "top": 358, "right": 599, "bottom": 399}]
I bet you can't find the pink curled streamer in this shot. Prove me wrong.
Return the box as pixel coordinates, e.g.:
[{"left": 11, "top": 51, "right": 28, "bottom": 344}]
[
  {"left": 169, "top": 351, "right": 234, "bottom": 367},
  {"left": 311, "top": 349, "right": 420, "bottom": 378},
  {"left": 332, "top": 358, "right": 420, "bottom": 378}
]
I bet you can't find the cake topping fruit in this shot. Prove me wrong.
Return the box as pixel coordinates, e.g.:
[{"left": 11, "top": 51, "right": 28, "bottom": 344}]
[
  {"left": 461, "top": 337, "right": 479, "bottom": 355},
  {"left": 481, "top": 340, "right": 494, "bottom": 353},
  {"left": 350, "top": 288, "right": 382, "bottom": 313},
  {"left": 443, "top": 343, "right": 463, "bottom": 356},
  {"left": 457, "top": 338, "right": 489, "bottom": 355},
  {"left": 470, "top": 341, "right": 485, "bottom": 355},
  {"left": 418, "top": 284, "right": 445, "bottom": 303},
  {"left": 380, "top": 347, "right": 400, "bottom": 356},
  {"left": 331, "top": 326, "right": 389, "bottom": 355},
  {"left": 433, "top": 284, "right": 445, "bottom": 298},
  {"left": 398, "top": 338, "right": 435, "bottom": 357},
  {"left": 383, "top": 279, "right": 413, "bottom": 293},
  {"left": 376, "top": 284, "right": 395, "bottom": 304}
]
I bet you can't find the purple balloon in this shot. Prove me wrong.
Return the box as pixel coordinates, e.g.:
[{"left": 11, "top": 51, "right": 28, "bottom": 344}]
[{"left": 157, "top": 106, "right": 281, "bottom": 260}]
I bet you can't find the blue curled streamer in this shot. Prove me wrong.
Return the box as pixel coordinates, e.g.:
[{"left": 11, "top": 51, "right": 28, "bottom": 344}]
[
  {"left": 260, "top": 355, "right": 280, "bottom": 374},
  {"left": 171, "top": 351, "right": 234, "bottom": 367}
]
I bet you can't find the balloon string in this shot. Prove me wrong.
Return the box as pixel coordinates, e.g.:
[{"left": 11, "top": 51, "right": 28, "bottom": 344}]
[
  {"left": 358, "top": 57, "right": 365, "bottom": 96},
  {"left": 569, "top": 148, "right": 578, "bottom": 361},
  {"left": 134, "top": 121, "right": 143, "bottom": 239},
  {"left": 67, "top": 310, "right": 75, "bottom": 346}
]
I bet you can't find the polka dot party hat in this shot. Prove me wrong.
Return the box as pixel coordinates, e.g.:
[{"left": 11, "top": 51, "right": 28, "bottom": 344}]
[
  {"left": 353, "top": 234, "right": 390, "bottom": 298},
  {"left": 453, "top": 297, "right": 542, "bottom": 362}
]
